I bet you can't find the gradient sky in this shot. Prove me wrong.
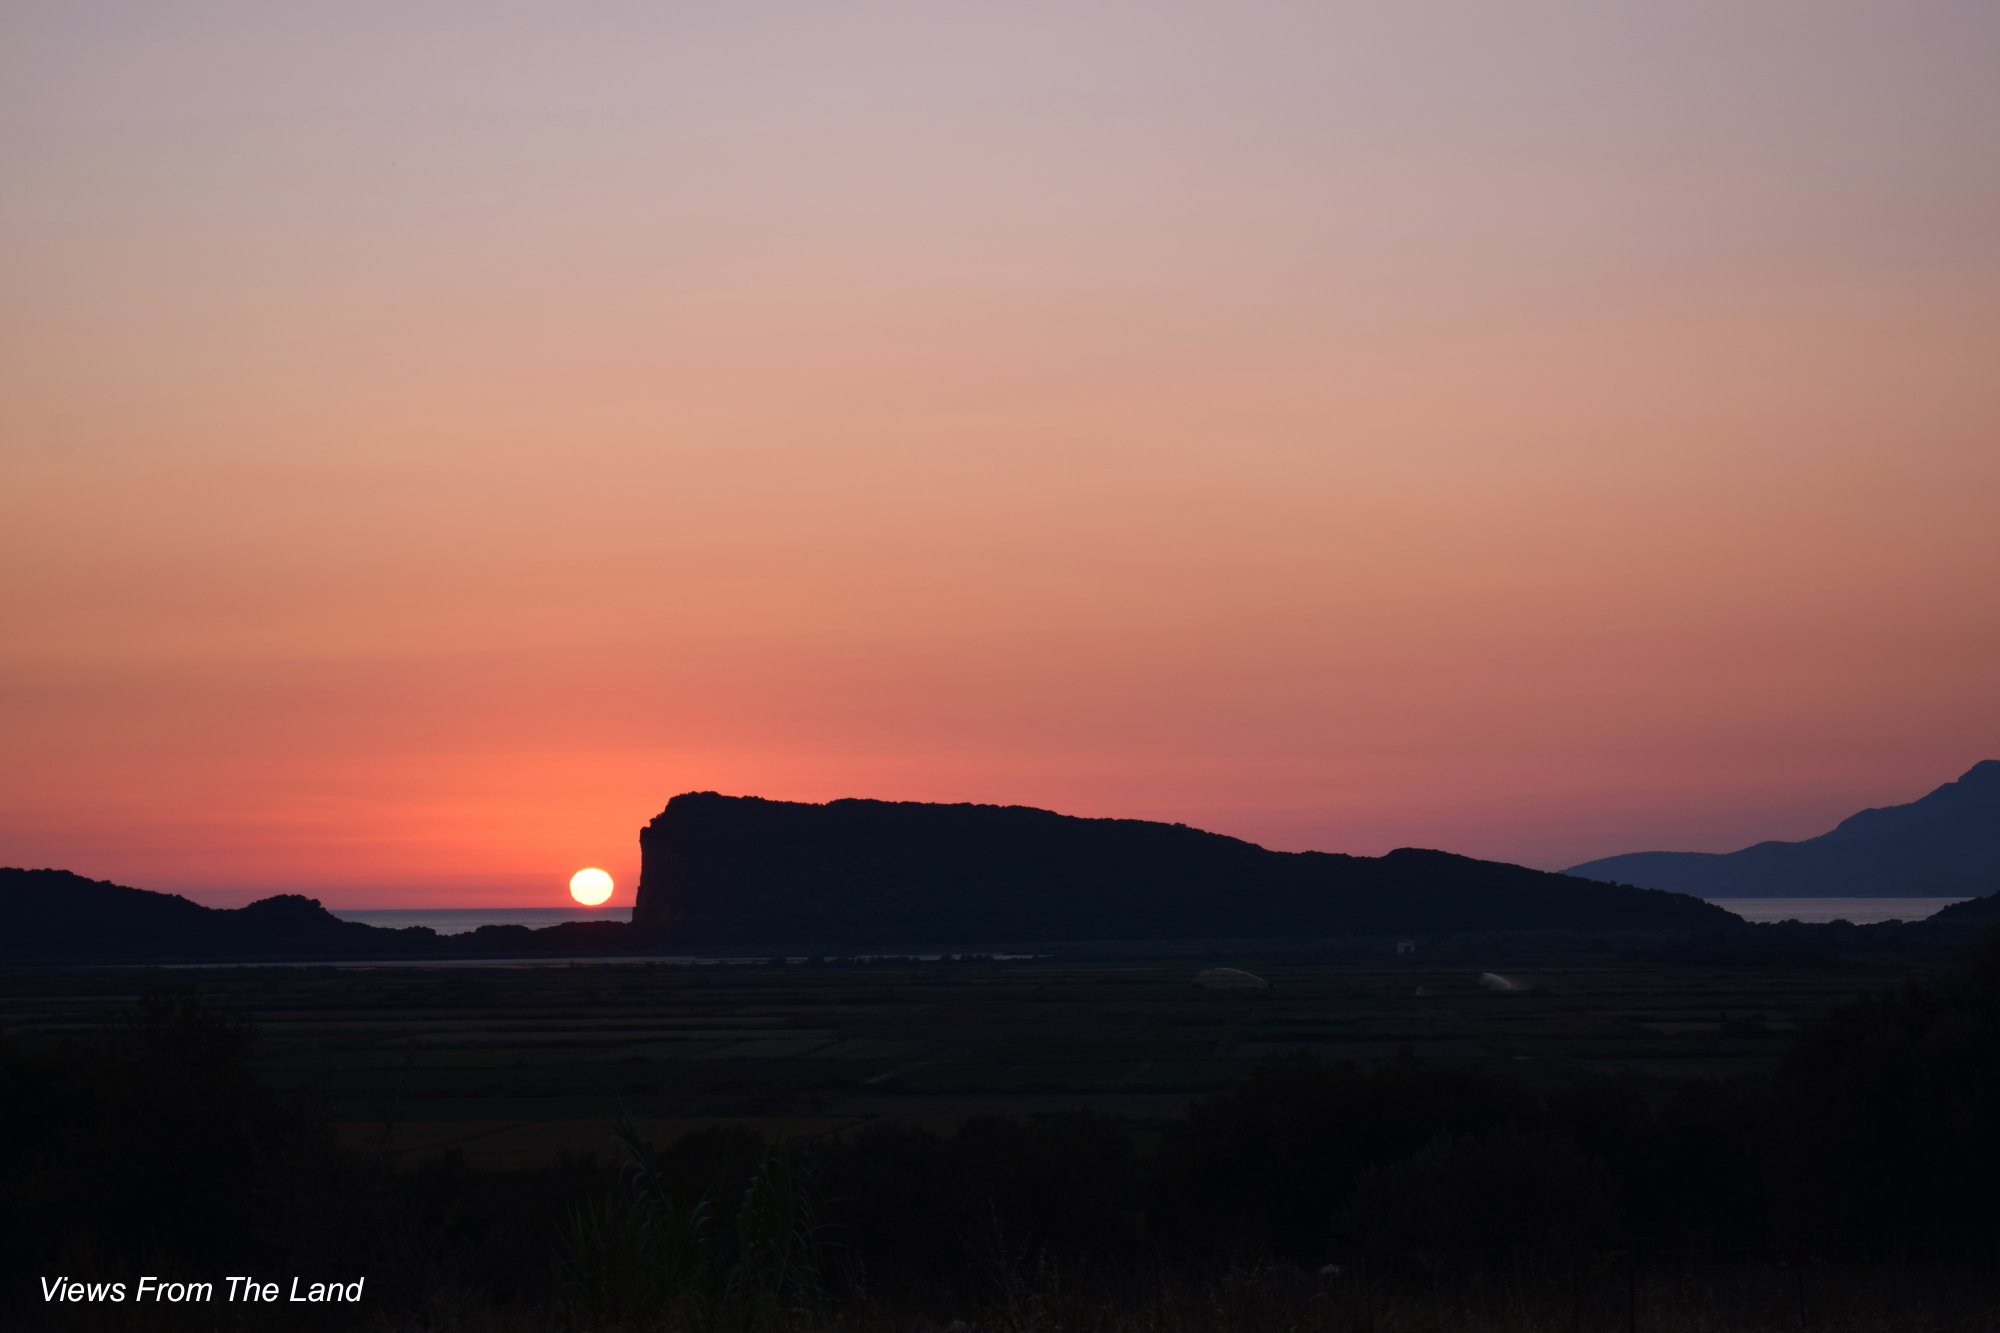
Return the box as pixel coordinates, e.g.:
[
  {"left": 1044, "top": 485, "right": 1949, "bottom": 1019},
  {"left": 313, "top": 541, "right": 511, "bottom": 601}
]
[{"left": 4, "top": 3, "right": 1998, "bottom": 907}]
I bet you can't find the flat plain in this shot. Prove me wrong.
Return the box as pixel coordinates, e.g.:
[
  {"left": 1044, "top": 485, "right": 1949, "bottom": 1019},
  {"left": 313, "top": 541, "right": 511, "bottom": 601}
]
[{"left": 0, "top": 933, "right": 1938, "bottom": 1170}]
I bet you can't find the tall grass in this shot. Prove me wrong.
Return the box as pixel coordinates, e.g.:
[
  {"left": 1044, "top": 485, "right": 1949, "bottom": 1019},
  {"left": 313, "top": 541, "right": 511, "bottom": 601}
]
[{"left": 556, "top": 1117, "right": 831, "bottom": 1332}]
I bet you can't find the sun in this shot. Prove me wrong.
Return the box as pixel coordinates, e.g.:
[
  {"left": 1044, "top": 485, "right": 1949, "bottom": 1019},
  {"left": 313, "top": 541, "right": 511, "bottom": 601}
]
[{"left": 568, "top": 867, "right": 614, "bottom": 907}]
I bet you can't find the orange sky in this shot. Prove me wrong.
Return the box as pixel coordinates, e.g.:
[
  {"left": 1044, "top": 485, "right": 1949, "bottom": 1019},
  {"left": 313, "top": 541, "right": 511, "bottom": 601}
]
[{"left": 4, "top": 4, "right": 1998, "bottom": 907}]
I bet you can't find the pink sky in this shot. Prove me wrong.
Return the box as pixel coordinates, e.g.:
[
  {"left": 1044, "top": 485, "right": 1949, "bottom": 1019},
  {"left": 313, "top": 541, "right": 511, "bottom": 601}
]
[{"left": 3, "top": 4, "right": 1997, "bottom": 907}]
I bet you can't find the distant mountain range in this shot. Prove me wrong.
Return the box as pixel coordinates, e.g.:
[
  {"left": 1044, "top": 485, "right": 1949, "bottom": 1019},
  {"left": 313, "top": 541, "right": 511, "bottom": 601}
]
[
  {"left": 1567, "top": 761, "right": 2000, "bottom": 898},
  {"left": 634, "top": 792, "right": 1731, "bottom": 945}
]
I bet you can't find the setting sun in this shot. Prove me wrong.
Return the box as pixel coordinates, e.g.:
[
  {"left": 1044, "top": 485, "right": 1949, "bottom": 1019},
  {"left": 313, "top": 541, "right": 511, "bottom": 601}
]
[{"left": 567, "top": 867, "right": 613, "bottom": 907}]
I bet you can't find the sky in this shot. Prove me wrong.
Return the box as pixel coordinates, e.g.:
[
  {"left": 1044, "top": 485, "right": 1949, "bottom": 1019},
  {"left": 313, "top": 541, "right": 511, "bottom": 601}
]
[{"left": 3, "top": 2, "right": 1998, "bottom": 908}]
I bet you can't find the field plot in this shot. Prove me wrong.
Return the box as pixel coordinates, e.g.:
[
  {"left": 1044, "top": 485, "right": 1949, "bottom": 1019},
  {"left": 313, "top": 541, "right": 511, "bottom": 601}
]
[{"left": 0, "top": 943, "right": 1936, "bottom": 1168}]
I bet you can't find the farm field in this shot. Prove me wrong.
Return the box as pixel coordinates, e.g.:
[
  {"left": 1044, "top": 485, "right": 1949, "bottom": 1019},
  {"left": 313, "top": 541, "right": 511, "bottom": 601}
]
[{"left": 0, "top": 939, "right": 1943, "bottom": 1170}]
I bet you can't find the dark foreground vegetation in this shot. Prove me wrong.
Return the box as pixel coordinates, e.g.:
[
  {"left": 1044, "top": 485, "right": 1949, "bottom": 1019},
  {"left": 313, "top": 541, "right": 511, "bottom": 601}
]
[{"left": 6, "top": 940, "right": 2000, "bottom": 1330}]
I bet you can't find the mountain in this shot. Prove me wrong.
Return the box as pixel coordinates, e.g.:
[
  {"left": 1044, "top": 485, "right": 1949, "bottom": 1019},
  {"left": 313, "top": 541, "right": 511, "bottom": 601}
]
[
  {"left": 0, "top": 868, "right": 627, "bottom": 964},
  {"left": 634, "top": 792, "right": 1731, "bottom": 945},
  {"left": 1566, "top": 761, "right": 2000, "bottom": 898},
  {"left": 3, "top": 792, "right": 1738, "bottom": 964},
  {"left": 0, "top": 869, "right": 424, "bottom": 962},
  {"left": 1929, "top": 892, "right": 2000, "bottom": 925}
]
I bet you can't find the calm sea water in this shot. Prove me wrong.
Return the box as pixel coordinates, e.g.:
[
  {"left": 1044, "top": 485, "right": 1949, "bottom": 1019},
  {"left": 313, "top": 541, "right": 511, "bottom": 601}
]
[
  {"left": 334, "top": 907, "right": 632, "bottom": 935},
  {"left": 1706, "top": 897, "right": 1969, "bottom": 924},
  {"left": 332, "top": 899, "right": 1970, "bottom": 936}
]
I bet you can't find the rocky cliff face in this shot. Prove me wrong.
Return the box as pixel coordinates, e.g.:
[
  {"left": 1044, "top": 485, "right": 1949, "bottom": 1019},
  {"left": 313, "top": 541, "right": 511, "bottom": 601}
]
[{"left": 635, "top": 791, "right": 1731, "bottom": 945}]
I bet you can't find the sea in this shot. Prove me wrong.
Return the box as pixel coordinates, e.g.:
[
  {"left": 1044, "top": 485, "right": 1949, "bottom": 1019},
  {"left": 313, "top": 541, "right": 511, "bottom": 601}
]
[
  {"left": 333, "top": 907, "right": 632, "bottom": 934},
  {"left": 332, "top": 898, "right": 1972, "bottom": 935},
  {"left": 1704, "top": 897, "right": 1968, "bottom": 924}
]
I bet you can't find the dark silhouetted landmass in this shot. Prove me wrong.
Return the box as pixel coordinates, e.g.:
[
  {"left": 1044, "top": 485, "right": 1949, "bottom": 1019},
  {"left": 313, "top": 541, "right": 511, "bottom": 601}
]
[
  {"left": 0, "top": 869, "right": 406, "bottom": 962},
  {"left": 1930, "top": 891, "right": 2000, "bottom": 925},
  {"left": 634, "top": 793, "right": 1731, "bottom": 945},
  {"left": 0, "top": 868, "right": 627, "bottom": 964},
  {"left": 1566, "top": 761, "right": 2000, "bottom": 898}
]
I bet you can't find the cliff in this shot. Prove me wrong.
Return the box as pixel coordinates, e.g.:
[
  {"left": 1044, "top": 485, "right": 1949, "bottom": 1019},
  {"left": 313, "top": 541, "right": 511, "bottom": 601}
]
[{"left": 634, "top": 793, "right": 1732, "bottom": 945}]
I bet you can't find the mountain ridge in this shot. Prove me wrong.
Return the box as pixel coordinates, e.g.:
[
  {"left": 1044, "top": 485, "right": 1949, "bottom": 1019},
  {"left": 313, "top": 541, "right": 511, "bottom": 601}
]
[
  {"left": 0, "top": 867, "right": 626, "bottom": 964},
  {"left": 1566, "top": 761, "right": 2000, "bottom": 898},
  {"left": 635, "top": 791, "right": 1732, "bottom": 943}
]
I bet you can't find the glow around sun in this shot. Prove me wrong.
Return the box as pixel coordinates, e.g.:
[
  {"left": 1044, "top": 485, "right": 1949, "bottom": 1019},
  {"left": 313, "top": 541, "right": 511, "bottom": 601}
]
[{"left": 568, "top": 867, "right": 614, "bottom": 907}]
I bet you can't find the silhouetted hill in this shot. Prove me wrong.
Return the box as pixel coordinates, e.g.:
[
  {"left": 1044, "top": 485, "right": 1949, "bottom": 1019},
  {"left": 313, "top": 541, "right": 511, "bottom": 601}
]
[
  {"left": 0, "top": 869, "right": 441, "bottom": 962},
  {"left": 1567, "top": 761, "right": 2000, "bottom": 898},
  {"left": 1930, "top": 891, "right": 2000, "bottom": 925},
  {"left": 634, "top": 793, "right": 1732, "bottom": 945},
  {"left": 0, "top": 869, "right": 653, "bottom": 963}
]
